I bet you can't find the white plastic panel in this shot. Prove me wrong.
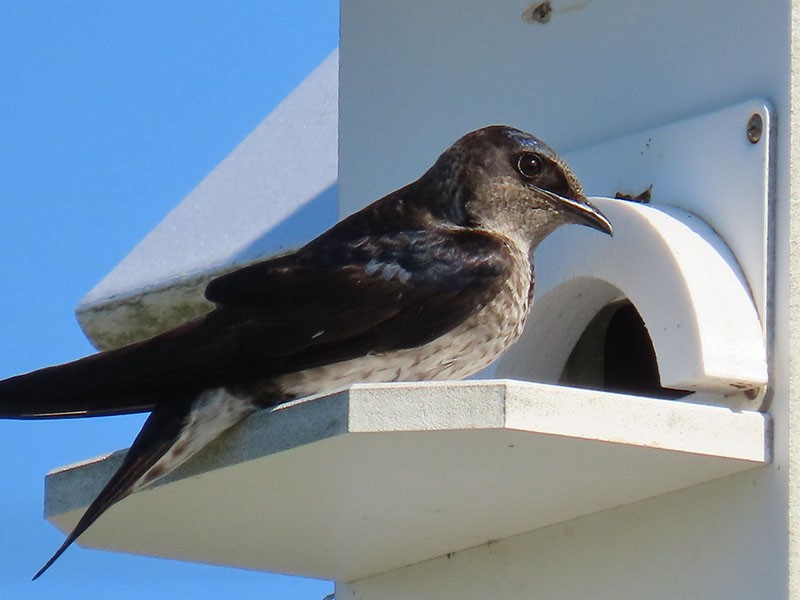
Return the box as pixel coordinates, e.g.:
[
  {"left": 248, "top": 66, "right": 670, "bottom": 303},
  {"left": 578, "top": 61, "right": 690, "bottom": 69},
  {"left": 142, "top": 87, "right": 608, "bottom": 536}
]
[
  {"left": 564, "top": 99, "right": 773, "bottom": 329},
  {"left": 43, "top": 381, "right": 769, "bottom": 582}
]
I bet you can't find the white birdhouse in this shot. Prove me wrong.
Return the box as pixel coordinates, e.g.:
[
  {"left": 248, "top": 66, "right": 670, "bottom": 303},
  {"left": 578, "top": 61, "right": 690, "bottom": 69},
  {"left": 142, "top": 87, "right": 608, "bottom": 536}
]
[{"left": 44, "top": 2, "right": 797, "bottom": 599}]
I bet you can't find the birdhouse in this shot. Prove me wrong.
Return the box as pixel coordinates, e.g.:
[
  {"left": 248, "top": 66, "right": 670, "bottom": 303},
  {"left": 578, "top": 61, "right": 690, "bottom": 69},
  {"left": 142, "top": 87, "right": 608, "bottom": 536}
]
[{"left": 44, "top": 2, "right": 796, "bottom": 599}]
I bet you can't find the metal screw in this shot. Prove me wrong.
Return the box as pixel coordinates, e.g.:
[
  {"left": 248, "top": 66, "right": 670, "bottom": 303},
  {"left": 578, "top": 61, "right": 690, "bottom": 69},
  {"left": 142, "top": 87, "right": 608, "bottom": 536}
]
[
  {"left": 522, "top": 1, "right": 552, "bottom": 24},
  {"left": 747, "top": 113, "right": 763, "bottom": 144}
]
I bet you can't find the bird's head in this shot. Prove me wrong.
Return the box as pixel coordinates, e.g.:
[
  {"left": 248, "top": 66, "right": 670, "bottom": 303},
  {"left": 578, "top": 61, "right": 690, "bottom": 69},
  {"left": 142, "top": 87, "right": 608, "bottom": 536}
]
[{"left": 424, "top": 126, "right": 612, "bottom": 252}]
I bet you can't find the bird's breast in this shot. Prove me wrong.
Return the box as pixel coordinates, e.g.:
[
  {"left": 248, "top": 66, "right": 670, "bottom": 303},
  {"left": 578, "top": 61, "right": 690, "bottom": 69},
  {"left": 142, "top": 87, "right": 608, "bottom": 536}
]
[{"left": 276, "top": 249, "right": 532, "bottom": 398}]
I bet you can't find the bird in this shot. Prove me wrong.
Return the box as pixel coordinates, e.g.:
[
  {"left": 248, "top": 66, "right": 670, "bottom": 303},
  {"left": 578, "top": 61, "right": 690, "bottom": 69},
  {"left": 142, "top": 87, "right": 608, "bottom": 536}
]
[{"left": 0, "top": 125, "right": 612, "bottom": 579}]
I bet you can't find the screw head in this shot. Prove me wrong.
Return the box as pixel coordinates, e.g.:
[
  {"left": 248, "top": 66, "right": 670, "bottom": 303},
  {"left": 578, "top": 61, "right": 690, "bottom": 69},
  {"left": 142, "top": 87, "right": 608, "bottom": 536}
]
[
  {"left": 747, "top": 113, "right": 763, "bottom": 144},
  {"left": 522, "top": 1, "right": 552, "bottom": 24}
]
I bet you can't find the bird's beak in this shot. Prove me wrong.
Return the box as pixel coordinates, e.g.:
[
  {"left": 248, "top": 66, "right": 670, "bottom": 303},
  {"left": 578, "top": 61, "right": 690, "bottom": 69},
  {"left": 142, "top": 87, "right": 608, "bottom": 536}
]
[{"left": 540, "top": 189, "right": 613, "bottom": 236}]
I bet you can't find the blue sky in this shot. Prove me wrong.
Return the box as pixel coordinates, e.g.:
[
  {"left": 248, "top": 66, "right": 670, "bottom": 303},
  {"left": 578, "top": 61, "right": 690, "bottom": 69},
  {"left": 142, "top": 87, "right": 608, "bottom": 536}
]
[{"left": 0, "top": 2, "right": 337, "bottom": 597}]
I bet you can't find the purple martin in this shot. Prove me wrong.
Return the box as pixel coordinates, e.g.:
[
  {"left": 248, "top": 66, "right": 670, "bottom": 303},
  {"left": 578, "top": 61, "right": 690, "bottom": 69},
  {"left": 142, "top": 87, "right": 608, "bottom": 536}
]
[{"left": 0, "top": 125, "right": 612, "bottom": 578}]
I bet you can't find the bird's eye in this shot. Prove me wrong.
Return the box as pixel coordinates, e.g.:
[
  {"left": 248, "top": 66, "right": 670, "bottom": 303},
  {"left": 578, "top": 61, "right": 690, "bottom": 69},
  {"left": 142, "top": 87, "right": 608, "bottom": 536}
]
[{"left": 516, "top": 153, "right": 543, "bottom": 179}]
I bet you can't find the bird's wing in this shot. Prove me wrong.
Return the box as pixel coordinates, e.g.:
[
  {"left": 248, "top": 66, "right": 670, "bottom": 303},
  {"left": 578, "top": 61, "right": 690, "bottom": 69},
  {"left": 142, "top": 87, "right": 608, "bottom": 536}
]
[
  {"left": 0, "top": 228, "right": 516, "bottom": 418},
  {"left": 204, "top": 227, "right": 516, "bottom": 364},
  {"left": 32, "top": 393, "right": 197, "bottom": 579}
]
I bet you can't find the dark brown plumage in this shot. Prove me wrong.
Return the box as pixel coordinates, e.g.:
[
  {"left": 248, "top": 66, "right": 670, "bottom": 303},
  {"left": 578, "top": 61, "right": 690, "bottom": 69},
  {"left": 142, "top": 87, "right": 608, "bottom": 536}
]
[{"left": 0, "top": 125, "right": 612, "bottom": 578}]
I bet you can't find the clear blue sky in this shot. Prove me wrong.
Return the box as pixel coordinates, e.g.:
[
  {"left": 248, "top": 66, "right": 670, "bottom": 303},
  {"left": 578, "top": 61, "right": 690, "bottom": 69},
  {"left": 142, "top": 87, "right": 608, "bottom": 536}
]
[{"left": 0, "top": 2, "right": 337, "bottom": 597}]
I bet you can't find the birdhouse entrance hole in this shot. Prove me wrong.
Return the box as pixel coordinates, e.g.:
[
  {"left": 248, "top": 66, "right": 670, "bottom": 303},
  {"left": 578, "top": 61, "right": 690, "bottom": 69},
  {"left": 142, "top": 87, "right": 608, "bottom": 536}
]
[{"left": 560, "top": 300, "right": 688, "bottom": 400}]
